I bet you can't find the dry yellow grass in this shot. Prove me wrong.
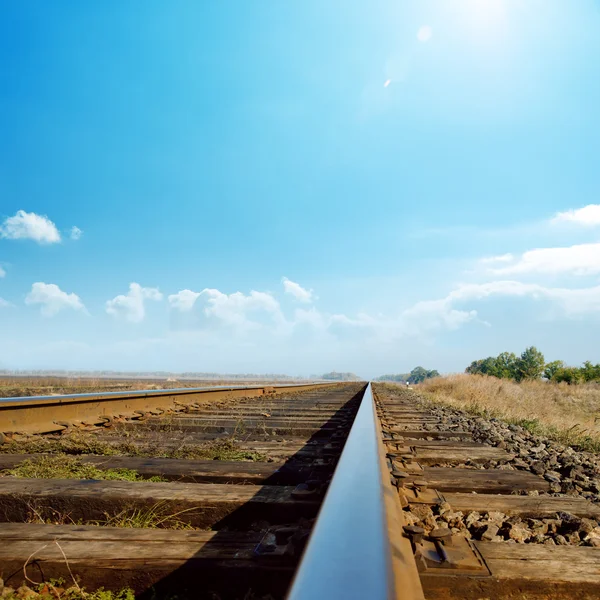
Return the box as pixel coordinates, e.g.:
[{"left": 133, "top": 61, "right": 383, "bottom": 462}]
[
  {"left": 0, "top": 376, "right": 265, "bottom": 398},
  {"left": 418, "top": 374, "right": 600, "bottom": 452}
]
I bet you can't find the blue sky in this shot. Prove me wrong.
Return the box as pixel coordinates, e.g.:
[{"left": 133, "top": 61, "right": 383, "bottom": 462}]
[{"left": 1, "top": 0, "right": 600, "bottom": 377}]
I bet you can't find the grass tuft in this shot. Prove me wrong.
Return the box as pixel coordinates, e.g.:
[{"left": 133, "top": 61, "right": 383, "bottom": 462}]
[
  {"left": 0, "top": 434, "right": 120, "bottom": 457},
  {"left": 0, "top": 578, "right": 134, "bottom": 600},
  {"left": 22, "top": 501, "right": 196, "bottom": 530},
  {"left": 1, "top": 454, "right": 165, "bottom": 482},
  {"left": 99, "top": 502, "right": 196, "bottom": 530},
  {"left": 0, "top": 435, "right": 268, "bottom": 462},
  {"left": 168, "top": 438, "right": 268, "bottom": 461}
]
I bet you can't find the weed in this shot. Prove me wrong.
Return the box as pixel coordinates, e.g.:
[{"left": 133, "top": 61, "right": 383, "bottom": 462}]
[
  {"left": 167, "top": 438, "right": 268, "bottom": 461},
  {"left": 22, "top": 500, "right": 197, "bottom": 530},
  {"left": 0, "top": 434, "right": 119, "bottom": 457},
  {"left": 1, "top": 454, "right": 165, "bottom": 482},
  {"left": 0, "top": 578, "right": 135, "bottom": 600},
  {"left": 98, "top": 502, "right": 196, "bottom": 529},
  {"left": 1, "top": 434, "right": 268, "bottom": 462},
  {"left": 24, "top": 502, "right": 83, "bottom": 526},
  {"left": 514, "top": 418, "right": 543, "bottom": 435},
  {"left": 234, "top": 418, "right": 248, "bottom": 435}
]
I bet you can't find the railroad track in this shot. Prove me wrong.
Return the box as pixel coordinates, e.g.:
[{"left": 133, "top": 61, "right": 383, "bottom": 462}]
[
  {"left": 0, "top": 382, "right": 599, "bottom": 599},
  {"left": 0, "top": 382, "right": 361, "bottom": 599},
  {"left": 374, "top": 383, "right": 600, "bottom": 600}
]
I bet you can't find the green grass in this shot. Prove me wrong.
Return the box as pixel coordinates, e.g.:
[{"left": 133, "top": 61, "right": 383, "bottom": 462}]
[
  {"left": 99, "top": 502, "right": 196, "bottom": 529},
  {"left": 23, "top": 500, "right": 197, "bottom": 530},
  {"left": 0, "top": 435, "right": 120, "bottom": 456},
  {"left": 0, "top": 435, "right": 268, "bottom": 462},
  {"left": 167, "top": 438, "right": 268, "bottom": 461},
  {"left": 1, "top": 454, "right": 165, "bottom": 482},
  {"left": 0, "top": 578, "right": 135, "bottom": 600}
]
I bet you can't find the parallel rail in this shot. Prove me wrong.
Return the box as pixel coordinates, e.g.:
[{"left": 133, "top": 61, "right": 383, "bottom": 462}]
[{"left": 0, "top": 382, "right": 339, "bottom": 435}]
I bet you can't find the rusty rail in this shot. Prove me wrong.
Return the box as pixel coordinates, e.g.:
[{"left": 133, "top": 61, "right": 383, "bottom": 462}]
[
  {"left": 287, "top": 383, "right": 424, "bottom": 600},
  {"left": 0, "top": 382, "right": 340, "bottom": 435}
]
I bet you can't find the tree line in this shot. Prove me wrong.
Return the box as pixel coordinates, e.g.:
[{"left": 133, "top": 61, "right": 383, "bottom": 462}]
[
  {"left": 320, "top": 372, "right": 362, "bottom": 381},
  {"left": 375, "top": 366, "right": 440, "bottom": 384},
  {"left": 465, "top": 346, "right": 600, "bottom": 384}
]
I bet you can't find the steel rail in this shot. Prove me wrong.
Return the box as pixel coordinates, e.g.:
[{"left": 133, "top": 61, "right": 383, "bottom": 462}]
[
  {"left": 0, "top": 382, "right": 341, "bottom": 435},
  {"left": 287, "top": 383, "right": 424, "bottom": 600}
]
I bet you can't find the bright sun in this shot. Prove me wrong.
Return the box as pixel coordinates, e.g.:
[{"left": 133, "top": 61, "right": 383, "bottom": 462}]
[
  {"left": 463, "top": 0, "right": 508, "bottom": 36},
  {"left": 417, "top": 25, "right": 433, "bottom": 42}
]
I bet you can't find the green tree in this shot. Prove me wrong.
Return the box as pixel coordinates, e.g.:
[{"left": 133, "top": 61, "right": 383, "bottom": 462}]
[
  {"left": 407, "top": 366, "right": 428, "bottom": 384},
  {"left": 515, "top": 346, "right": 545, "bottom": 381},
  {"left": 407, "top": 366, "right": 439, "bottom": 384},
  {"left": 493, "top": 352, "right": 518, "bottom": 379},
  {"left": 465, "top": 357, "right": 498, "bottom": 376},
  {"left": 552, "top": 367, "right": 585, "bottom": 385},
  {"left": 374, "top": 374, "right": 408, "bottom": 382},
  {"left": 544, "top": 360, "right": 565, "bottom": 381},
  {"left": 580, "top": 361, "right": 600, "bottom": 382},
  {"left": 465, "top": 359, "right": 485, "bottom": 375}
]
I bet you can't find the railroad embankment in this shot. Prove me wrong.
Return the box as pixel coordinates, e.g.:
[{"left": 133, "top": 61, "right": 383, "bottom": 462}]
[{"left": 418, "top": 374, "right": 600, "bottom": 452}]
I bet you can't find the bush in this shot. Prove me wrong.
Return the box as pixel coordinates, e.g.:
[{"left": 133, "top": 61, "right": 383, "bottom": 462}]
[{"left": 552, "top": 367, "right": 586, "bottom": 385}]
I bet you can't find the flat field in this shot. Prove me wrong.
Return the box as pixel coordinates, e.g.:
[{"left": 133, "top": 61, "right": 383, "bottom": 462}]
[
  {"left": 417, "top": 374, "right": 600, "bottom": 452},
  {"left": 0, "top": 376, "right": 292, "bottom": 399}
]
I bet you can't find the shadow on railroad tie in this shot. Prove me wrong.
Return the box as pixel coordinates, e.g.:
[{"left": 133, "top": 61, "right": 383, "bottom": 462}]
[{"left": 138, "top": 383, "right": 366, "bottom": 600}]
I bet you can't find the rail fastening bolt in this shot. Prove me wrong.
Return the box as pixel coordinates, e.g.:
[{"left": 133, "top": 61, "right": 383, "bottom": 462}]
[
  {"left": 430, "top": 527, "right": 453, "bottom": 546},
  {"left": 403, "top": 525, "right": 425, "bottom": 545}
]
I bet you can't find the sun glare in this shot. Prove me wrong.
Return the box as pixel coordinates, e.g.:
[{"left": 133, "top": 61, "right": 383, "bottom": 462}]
[
  {"left": 462, "top": 0, "right": 508, "bottom": 38},
  {"left": 417, "top": 26, "right": 433, "bottom": 42}
]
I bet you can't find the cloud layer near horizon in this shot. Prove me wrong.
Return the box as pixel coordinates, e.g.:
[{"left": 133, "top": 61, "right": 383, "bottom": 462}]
[{"left": 2, "top": 205, "right": 600, "bottom": 373}]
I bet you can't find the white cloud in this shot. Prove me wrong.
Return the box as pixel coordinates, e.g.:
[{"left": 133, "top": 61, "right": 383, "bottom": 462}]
[
  {"left": 324, "top": 301, "right": 478, "bottom": 342},
  {"left": 282, "top": 277, "right": 314, "bottom": 303},
  {"left": 294, "top": 307, "right": 327, "bottom": 328},
  {"left": 444, "top": 280, "right": 600, "bottom": 318},
  {"left": 70, "top": 226, "right": 83, "bottom": 240},
  {"left": 202, "top": 289, "right": 283, "bottom": 326},
  {"left": 551, "top": 204, "right": 600, "bottom": 226},
  {"left": 0, "top": 210, "right": 61, "bottom": 244},
  {"left": 0, "top": 266, "right": 5, "bottom": 278},
  {"left": 401, "top": 299, "right": 478, "bottom": 333},
  {"left": 488, "top": 242, "right": 600, "bottom": 276},
  {"left": 330, "top": 279, "right": 600, "bottom": 340},
  {"left": 417, "top": 26, "right": 432, "bottom": 42},
  {"left": 106, "top": 283, "right": 163, "bottom": 323},
  {"left": 329, "top": 313, "right": 377, "bottom": 329},
  {"left": 479, "top": 253, "right": 514, "bottom": 264},
  {"left": 0, "top": 297, "right": 12, "bottom": 308},
  {"left": 168, "top": 289, "right": 201, "bottom": 312},
  {"left": 168, "top": 286, "right": 289, "bottom": 333},
  {"left": 25, "top": 282, "right": 87, "bottom": 317}
]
